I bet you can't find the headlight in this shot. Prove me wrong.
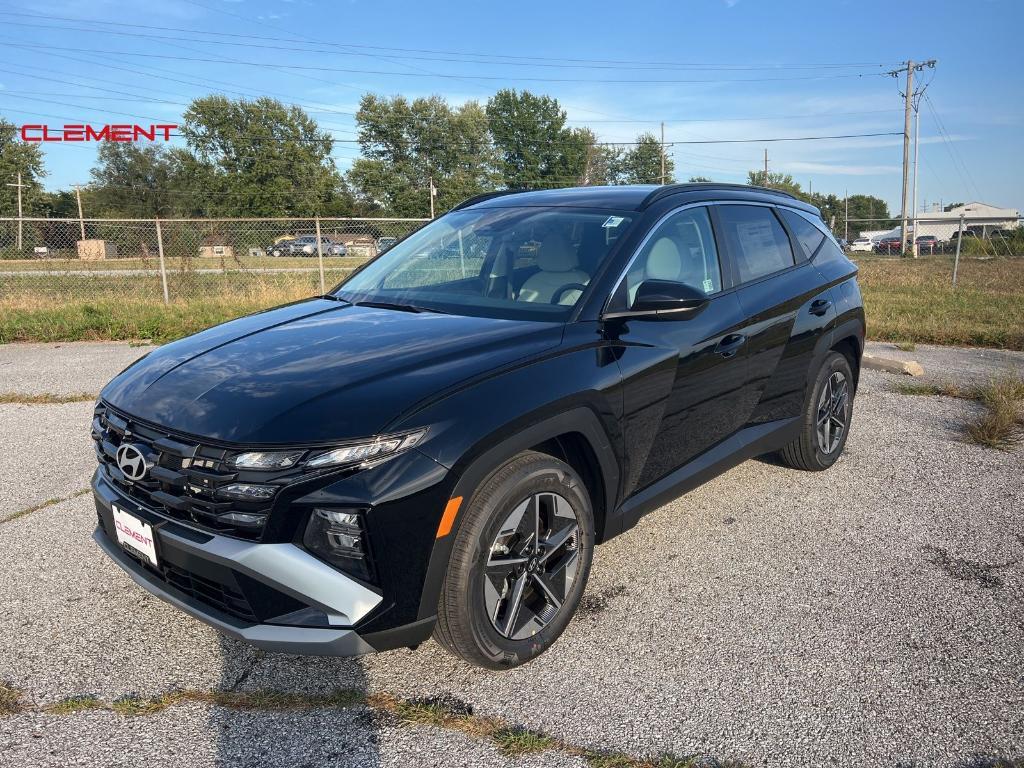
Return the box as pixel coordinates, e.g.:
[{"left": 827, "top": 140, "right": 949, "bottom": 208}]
[
  {"left": 306, "top": 429, "right": 426, "bottom": 469},
  {"left": 229, "top": 450, "right": 304, "bottom": 470},
  {"left": 217, "top": 482, "right": 278, "bottom": 501}
]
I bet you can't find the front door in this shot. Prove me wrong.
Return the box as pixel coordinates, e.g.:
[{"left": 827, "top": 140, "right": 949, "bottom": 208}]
[{"left": 608, "top": 205, "right": 753, "bottom": 495}]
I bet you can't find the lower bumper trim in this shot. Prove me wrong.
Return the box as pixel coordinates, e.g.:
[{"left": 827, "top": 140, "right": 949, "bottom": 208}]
[{"left": 94, "top": 527, "right": 375, "bottom": 657}]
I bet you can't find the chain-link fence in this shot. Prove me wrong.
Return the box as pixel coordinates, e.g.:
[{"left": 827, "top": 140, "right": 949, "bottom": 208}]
[{"left": 0, "top": 216, "right": 428, "bottom": 307}]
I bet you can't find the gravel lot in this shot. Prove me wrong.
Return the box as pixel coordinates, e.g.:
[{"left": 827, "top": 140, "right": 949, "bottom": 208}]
[{"left": 0, "top": 341, "right": 1021, "bottom": 767}]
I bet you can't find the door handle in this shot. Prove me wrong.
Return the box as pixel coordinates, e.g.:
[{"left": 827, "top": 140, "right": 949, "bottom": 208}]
[
  {"left": 715, "top": 333, "right": 746, "bottom": 358},
  {"left": 809, "top": 299, "right": 833, "bottom": 316}
]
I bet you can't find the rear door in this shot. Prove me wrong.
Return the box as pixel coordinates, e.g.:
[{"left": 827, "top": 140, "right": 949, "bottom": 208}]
[{"left": 712, "top": 203, "right": 836, "bottom": 426}]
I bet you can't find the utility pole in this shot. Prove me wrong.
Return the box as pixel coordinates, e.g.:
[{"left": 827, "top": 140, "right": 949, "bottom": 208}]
[
  {"left": 888, "top": 59, "right": 936, "bottom": 256},
  {"left": 763, "top": 148, "right": 769, "bottom": 185},
  {"left": 660, "top": 122, "right": 666, "bottom": 185},
  {"left": 911, "top": 102, "right": 921, "bottom": 257},
  {"left": 844, "top": 190, "right": 849, "bottom": 243},
  {"left": 428, "top": 177, "right": 436, "bottom": 219},
  {"left": 74, "top": 184, "right": 86, "bottom": 241},
  {"left": 6, "top": 173, "right": 26, "bottom": 251}
]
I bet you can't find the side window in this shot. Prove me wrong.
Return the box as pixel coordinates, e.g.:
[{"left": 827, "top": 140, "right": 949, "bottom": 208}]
[
  {"left": 778, "top": 208, "right": 825, "bottom": 260},
  {"left": 623, "top": 206, "right": 722, "bottom": 306},
  {"left": 716, "top": 205, "right": 795, "bottom": 284}
]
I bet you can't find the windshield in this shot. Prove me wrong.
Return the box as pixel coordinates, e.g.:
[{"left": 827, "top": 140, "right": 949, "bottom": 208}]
[{"left": 333, "top": 207, "right": 634, "bottom": 321}]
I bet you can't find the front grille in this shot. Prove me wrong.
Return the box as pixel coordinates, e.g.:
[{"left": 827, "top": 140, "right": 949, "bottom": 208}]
[{"left": 92, "top": 402, "right": 273, "bottom": 540}]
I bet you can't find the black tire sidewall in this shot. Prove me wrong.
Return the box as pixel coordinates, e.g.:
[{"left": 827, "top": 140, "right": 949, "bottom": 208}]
[
  {"left": 453, "top": 455, "right": 594, "bottom": 668},
  {"left": 806, "top": 352, "right": 855, "bottom": 469}
]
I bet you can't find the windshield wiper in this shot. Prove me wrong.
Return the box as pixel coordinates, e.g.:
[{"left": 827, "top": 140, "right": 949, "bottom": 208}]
[{"left": 354, "top": 300, "right": 446, "bottom": 315}]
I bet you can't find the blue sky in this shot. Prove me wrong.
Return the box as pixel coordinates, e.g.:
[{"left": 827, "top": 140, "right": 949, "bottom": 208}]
[{"left": 1, "top": 0, "right": 1020, "bottom": 216}]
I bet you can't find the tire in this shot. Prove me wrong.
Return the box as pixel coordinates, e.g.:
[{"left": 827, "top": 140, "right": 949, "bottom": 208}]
[
  {"left": 778, "top": 351, "right": 855, "bottom": 471},
  {"left": 434, "top": 450, "right": 595, "bottom": 669}
]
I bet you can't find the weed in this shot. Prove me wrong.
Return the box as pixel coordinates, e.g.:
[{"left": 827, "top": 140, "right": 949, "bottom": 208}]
[
  {"left": 0, "top": 393, "right": 97, "bottom": 405},
  {"left": 1, "top": 489, "right": 91, "bottom": 525},
  {"left": 0, "top": 682, "right": 24, "bottom": 715},
  {"left": 45, "top": 695, "right": 104, "bottom": 714},
  {"left": 894, "top": 341, "right": 917, "bottom": 352}
]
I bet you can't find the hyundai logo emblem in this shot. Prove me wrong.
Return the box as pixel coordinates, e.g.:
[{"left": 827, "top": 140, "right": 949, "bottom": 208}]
[{"left": 116, "top": 443, "right": 149, "bottom": 482}]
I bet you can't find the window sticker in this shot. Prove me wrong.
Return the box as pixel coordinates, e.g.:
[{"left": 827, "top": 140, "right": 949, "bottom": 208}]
[
  {"left": 702, "top": 278, "right": 714, "bottom": 293},
  {"left": 602, "top": 216, "right": 625, "bottom": 228}
]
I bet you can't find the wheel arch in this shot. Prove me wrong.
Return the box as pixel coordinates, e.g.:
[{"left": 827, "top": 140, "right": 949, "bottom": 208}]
[{"left": 413, "top": 406, "right": 620, "bottom": 623}]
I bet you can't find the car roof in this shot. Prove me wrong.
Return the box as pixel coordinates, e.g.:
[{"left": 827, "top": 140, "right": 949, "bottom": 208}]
[{"left": 455, "top": 183, "right": 818, "bottom": 215}]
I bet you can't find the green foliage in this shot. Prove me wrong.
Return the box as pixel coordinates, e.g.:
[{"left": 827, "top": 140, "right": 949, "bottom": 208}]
[
  {"left": 486, "top": 89, "right": 588, "bottom": 189},
  {"left": 0, "top": 117, "right": 47, "bottom": 216},
  {"left": 613, "top": 132, "right": 674, "bottom": 185},
  {"left": 347, "top": 94, "right": 499, "bottom": 217},
  {"left": 746, "top": 169, "right": 803, "bottom": 197},
  {"left": 688, "top": 176, "right": 713, "bottom": 183},
  {"left": 180, "top": 96, "right": 344, "bottom": 217},
  {"left": 88, "top": 143, "right": 186, "bottom": 217}
]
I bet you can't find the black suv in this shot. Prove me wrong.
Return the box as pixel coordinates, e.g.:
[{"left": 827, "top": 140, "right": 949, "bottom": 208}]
[{"left": 92, "top": 184, "right": 864, "bottom": 669}]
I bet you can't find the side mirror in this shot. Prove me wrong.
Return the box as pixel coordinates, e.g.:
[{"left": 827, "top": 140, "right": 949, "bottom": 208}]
[{"left": 606, "top": 279, "right": 709, "bottom": 319}]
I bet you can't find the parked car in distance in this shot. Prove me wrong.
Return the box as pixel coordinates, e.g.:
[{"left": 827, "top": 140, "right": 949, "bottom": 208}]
[
  {"left": 268, "top": 235, "right": 347, "bottom": 257},
  {"left": 92, "top": 183, "right": 865, "bottom": 670},
  {"left": 376, "top": 236, "right": 398, "bottom": 253},
  {"left": 874, "top": 235, "right": 903, "bottom": 254},
  {"left": 914, "top": 235, "right": 939, "bottom": 254},
  {"left": 849, "top": 237, "right": 873, "bottom": 253}
]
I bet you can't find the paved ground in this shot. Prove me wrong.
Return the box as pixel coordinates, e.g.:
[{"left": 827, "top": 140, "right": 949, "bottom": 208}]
[{"left": 0, "top": 341, "right": 1021, "bottom": 767}]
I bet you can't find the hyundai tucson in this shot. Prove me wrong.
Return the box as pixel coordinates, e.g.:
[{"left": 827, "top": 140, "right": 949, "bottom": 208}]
[{"left": 92, "top": 183, "right": 864, "bottom": 669}]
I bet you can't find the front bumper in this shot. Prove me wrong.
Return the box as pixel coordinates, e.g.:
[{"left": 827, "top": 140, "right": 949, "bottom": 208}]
[{"left": 92, "top": 471, "right": 382, "bottom": 656}]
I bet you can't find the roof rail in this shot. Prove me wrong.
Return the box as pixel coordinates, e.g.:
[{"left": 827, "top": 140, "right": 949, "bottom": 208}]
[
  {"left": 640, "top": 182, "right": 799, "bottom": 209},
  {"left": 452, "top": 189, "right": 527, "bottom": 211}
]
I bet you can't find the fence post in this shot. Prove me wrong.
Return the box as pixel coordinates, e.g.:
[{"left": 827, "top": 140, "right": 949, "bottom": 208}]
[
  {"left": 314, "top": 216, "right": 326, "bottom": 294},
  {"left": 952, "top": 213, "right": 964, "bottom": 287},
  {"left": 155, "top": 218, "right": 170, "bottom": 304}
]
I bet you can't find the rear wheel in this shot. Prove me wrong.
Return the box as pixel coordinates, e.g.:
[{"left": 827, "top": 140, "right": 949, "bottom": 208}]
[
  {"left": 778, "top": 351, "right": 855, "bottom": 471},
  {"left": 434, "top": 451, "right": 594, "bottom": 669}
]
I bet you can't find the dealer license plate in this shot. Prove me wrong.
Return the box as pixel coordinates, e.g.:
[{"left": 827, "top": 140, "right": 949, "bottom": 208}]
[{"left": 112, "top": 505, "right": 159, "bottom": 567}]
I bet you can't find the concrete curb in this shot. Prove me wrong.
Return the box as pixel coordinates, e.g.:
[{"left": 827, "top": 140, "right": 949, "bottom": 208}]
[{"left": 862, "top": 353, "right": 925, "bottom": 377}]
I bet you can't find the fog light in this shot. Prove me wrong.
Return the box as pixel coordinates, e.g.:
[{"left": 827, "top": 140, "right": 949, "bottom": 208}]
[
  {"left": 303, "top": 507, "right": 372, "bottom": 582},
  {"left": 218, "top": 483, "right": 277, "bottom": 501}
]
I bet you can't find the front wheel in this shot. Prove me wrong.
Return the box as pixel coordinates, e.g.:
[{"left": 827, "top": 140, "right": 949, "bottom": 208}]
[
  {"left": 434, "top": 451, "right": 594, "bottom": 669},
  {"left": 778, "top": 351, "right": 855, "bottom": 471}
]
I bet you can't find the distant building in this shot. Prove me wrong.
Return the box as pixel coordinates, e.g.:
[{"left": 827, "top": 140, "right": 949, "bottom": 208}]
[{"left": 867, "top": 202, "right": 1020, "bottom": 242}]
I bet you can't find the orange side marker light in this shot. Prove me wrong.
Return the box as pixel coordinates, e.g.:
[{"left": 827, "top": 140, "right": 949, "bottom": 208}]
[{"left": 436, "top": 496, "right": 463, "bottom": 538}]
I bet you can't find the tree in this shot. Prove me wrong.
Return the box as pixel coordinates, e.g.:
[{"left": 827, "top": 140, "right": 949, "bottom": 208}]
[
  {"left": 688, "top": 176, "right": 713, "bottom": 183},
  {"left": 486, "top": 90, "right": 588, "bottom": 188},
  {"left": 180, "top": 96, "right": 342, "bottom": 217},
  {"left": 747, "top": 169, "right": 803, "bottom": 198},
  {"left": 88, "top": 143, "right": 185, "bottom": 218},
  {"left": 0, "top": 116, "right": 47, "bottom": 217},
  {"left": 347, "top": 94, "right": 498, "bottom": 217},
  {"left": 615, "top": 133, "right": 674, "bottom": 184}
]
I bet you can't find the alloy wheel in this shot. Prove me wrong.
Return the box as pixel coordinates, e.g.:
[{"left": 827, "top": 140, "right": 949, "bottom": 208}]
[
  {"left": 483, "top": 492, "right": 581, "bottom": 641},
  {"left": 816, "top": 370, "right": 850, "bottom": 455}
]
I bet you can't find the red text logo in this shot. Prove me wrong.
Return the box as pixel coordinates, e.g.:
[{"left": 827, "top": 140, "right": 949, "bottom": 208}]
[{"left": 19, "top": 124, "right": 177, "bottom": 142}]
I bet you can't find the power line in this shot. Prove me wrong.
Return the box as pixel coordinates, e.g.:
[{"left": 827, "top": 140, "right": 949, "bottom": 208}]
[
  {"left": 1, "top": 17, "right": 903, "bottom": 74},
  {"left": 4, "top": 42, "right": 891, "bottom": 85},
  {"left": 0, "top": 11, "right": 898, "bottom": 71}
]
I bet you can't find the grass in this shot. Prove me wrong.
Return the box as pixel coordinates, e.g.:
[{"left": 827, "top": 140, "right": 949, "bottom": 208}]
[
  {"left": 894, "top": 376, "right": 1024, "bottom": 449},
  {"left": 45, "top": 695, "right": 105, "bottom": 715},
  {"left": 0, "top": 392, "right": 97, "bottom": 405},
  {"left": 0, "top": 682, "right": 24, "bottom": 715},
  {"left": 894, "top": 341, "right": 917, "bottom": 352},
  {"left": 4, "top": 254, "right": 1019, "bottom": 350},
  {"left": 855, "top": 256, "right": 1024, "bottom": 350},
  {"left": 7, "top": 686, "right": 748, "bottom": 767},
  {"left": 1, "top": 488, "right": 91, "bottom": 525}
]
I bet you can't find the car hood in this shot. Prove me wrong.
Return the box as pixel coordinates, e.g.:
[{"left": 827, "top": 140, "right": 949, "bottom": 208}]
[{"left": 101, "top": 298, "right": 563, "bottom": 445}]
